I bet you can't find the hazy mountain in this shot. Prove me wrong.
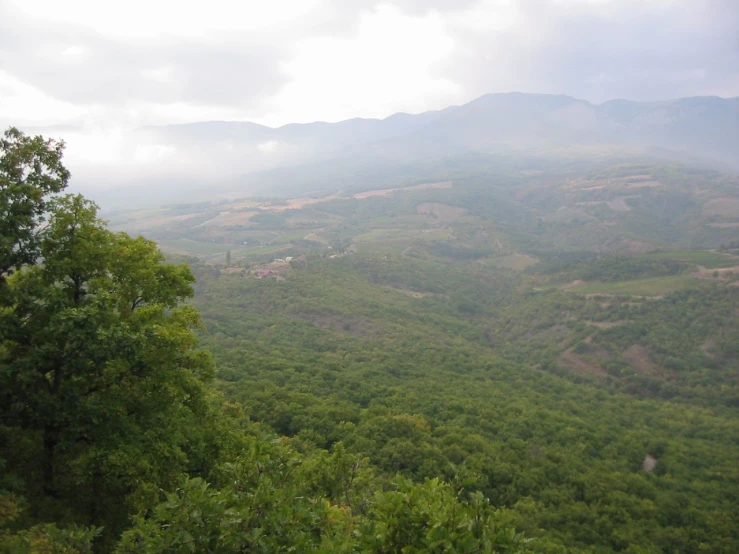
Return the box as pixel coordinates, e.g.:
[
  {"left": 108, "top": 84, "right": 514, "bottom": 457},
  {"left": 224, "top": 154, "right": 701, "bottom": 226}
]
[
  {"left": 26, "top": 93, "right": 736, "bottom": 207},
  {"left": 145, "top": 93, "right": 736, "bottom": 149},
  {"left": 137, "top": 104, "right": 457, "bottom": 173},
  {"left": 144, "top": 93, "right": 738, "bottom": 190},
  {"left": 153, "top": 93, "right": 737, "bottom": 151}
]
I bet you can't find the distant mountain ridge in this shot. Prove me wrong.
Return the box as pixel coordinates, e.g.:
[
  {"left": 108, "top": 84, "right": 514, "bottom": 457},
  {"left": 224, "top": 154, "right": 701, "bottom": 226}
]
[
  {"left": 17, "top": 92, "right": 736, "bottom": 207},
  {"left": 145, "top": 92, "right": 739, "bottom": 173}
]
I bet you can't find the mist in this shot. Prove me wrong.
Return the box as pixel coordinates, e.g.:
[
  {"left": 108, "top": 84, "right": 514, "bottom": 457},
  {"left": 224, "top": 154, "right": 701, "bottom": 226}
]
[{"left": 2, "top": 0, "right": 737, "bottom": 210}]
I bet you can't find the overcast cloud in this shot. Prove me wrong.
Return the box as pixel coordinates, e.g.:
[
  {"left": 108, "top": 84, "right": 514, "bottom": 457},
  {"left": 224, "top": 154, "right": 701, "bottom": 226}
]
[
  {"left": 0, "top": 0, "right": 736, "bottom": 199},
  {"left": 1, "top": 0, "right": 736, "bottom": 129}
]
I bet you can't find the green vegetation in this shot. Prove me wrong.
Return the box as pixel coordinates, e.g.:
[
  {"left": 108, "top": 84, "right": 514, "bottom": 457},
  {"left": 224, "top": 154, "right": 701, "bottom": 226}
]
[
  {"left": 189, "top": 254, "right": 738, "bottom": 553},
  {"left": 2, "top": 127, "right": 738, "bottom": 553},
  {"left": 105, "top": 158, "right": 739, "bottom": 263},
  {"left": 565, "top": 275, "right": 700, "bottom": 295},
  {"left": 0, "top": 128, "right": 533, "bottom": 553},
  {"left": 641, "top": 250, "right": 739, "bottom": 268}
]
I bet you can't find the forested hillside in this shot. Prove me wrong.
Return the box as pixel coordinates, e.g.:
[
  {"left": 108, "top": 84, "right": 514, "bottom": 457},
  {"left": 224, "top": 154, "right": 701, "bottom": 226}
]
[
  {"left": 190, "top": 254, "right": 738, "bottom": 553},
  {"left": 2, "top": 127, "right": 738, "bottom": 553},
  {"left": 0, "top": 128, "right": 531, "bottom": 553}
]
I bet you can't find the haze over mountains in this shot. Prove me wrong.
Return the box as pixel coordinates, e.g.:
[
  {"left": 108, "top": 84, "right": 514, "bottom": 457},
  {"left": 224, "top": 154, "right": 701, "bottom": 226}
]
[{"left": 45, "top": 92, "right": 739, "bottom": 207}]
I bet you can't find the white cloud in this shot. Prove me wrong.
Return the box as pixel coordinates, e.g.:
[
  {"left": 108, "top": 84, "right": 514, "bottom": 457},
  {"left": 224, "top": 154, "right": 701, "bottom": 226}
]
[
  {"left": 141, "top": 66, "right": 177, "bottom": 84},
  {"left": 1, "top": 1, "right": 467, "bottom": 128},
  {"left": 8, "top": 0, "right": 324, "bottom": 39},
  {"left": 61, "top": 129, "right": 127, "bottom": 166},
  {"left": 132, "top": 143, "right": 178, "bottom": 163},
  {"left": 452, "top": 0, "right": 518, "bottom": 32},
  {"left": 1, "top": 0, "right": 736, "bottom": 165},
  {"left": 58, "top": 45, "right": 91, "bottom": 63},
  {"left": 262, "top": 4, "right": 461, "bottom": 125},
  {"left": 0, "top": 70, "right": 87, "bottom": 126},
  {"left": 258, "top": 140, "right": 279, "bottom": 153}
]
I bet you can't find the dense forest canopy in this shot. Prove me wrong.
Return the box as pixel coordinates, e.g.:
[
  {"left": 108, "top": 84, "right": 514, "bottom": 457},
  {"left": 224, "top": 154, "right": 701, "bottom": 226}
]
[
  {"left": 0, "top": 128, "right": 534, "bottom": 552},
  {"left": 2, "top": 126, "right": 738, "bottom": 553}
]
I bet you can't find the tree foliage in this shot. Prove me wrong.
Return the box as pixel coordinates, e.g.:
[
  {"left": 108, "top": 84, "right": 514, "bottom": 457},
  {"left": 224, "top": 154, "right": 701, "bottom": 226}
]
[
  {"left": 0, "top": 128, "right": 536, "bottom": 553},
  {"left": 0, "top": 130, "right": 215, "bottom": 547},
  {"left": 0, "top": 127, "right": 69, "bottom": 281}
]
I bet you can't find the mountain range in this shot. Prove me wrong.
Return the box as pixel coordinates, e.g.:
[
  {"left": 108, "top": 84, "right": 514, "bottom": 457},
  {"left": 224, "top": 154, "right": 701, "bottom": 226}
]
[
  {"left": 19, "top": 92, "right": 736, "bottom": 206},
  {"left": 155, "top": 92, "right": 738, "bottom": 156},
  {"left": 144, "top": 93, "right": 739, "bottom": 193}
]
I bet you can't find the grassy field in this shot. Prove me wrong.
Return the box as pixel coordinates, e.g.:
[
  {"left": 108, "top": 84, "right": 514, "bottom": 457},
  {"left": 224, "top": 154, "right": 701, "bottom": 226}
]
[{"left": 567, "top": 274, "right": 703, "bottom": 296}]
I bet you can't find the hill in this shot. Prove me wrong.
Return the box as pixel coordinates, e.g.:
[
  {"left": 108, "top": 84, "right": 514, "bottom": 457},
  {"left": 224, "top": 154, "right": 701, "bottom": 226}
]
[
  {"left": 4, "top": 125, "right": 738, "bottom": 553},
  {"left": 146, "top": 93, "right": 739, "bottom": 174},
  {"left": 107, "top": 159, "right": 739, "bottom": 261},
  {"left": 106, "top": 155, "right": 739, "bottom": 552},
  {"left": 184, "top": 245, "right": 739, "bottom": 552}
]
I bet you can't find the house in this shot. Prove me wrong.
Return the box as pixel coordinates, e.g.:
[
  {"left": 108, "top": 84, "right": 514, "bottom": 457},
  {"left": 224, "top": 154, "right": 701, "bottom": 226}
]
[
  {"left": 256, "top": 269, "right": 274, "bottom": 279},
  {"left": 274, "top": 258, "right": 285, "bottom": 263},
  {"left": 285, "top": 256, "right": 294, "bottom": 262}
]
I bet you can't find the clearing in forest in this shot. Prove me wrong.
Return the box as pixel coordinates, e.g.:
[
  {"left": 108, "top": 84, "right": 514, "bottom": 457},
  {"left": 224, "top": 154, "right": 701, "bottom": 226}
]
[{"left": 558, "top": 349, "right": 608, "bottom": 378}]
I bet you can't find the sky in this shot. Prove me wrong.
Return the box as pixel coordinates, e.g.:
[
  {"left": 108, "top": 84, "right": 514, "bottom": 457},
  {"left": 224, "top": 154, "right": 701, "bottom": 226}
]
[{"left": 1, "top": 0, "right": 737, "bottom": 129}]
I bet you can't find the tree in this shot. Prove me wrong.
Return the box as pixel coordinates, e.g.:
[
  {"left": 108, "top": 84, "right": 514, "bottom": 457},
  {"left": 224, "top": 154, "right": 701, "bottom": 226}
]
[
  {"left": 0, "top": 127, "right": 69, "bottom": 282},
  {"left": 117, "top": 445, "right": 533, "bottom": 554},
  {"left": 225, "top": 250, "right": 231, "bottom": 265},
  {"left": 116, "top": 443, "right": 350, "bottom": 554},
  {"left": 0, "top": 130, "right": 214, "bottom": 542}
]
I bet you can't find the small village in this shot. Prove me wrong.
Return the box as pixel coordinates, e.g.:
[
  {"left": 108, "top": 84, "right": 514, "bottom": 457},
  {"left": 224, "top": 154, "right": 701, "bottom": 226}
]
[{"left": 254, "top": 256, "right": 296, "bottom": 279}]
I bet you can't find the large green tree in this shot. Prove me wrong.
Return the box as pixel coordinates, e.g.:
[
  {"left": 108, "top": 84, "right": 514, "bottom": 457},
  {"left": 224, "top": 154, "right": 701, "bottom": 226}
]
[{"left": 0, "top": 129, "right": 214, "bottom": 542}]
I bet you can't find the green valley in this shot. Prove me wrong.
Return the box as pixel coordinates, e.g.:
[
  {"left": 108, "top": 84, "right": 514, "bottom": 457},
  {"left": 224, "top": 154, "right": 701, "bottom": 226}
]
[
  {"left": 3, "top": 124, "right": 739, "bottom": 553},
  {"left": 107, "top": 157, "right": 738, "bottom": 552}
]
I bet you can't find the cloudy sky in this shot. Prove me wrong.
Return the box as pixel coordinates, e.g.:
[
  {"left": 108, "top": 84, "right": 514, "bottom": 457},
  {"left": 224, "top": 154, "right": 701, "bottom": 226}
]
[{"left": 1, "top": 0, "right": 737, "bottom": 130}]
